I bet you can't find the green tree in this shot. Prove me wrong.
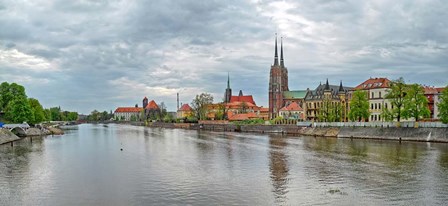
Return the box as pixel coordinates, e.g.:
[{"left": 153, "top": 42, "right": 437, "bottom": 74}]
[
  {"left": 50, "top": 107, "right": 62, "bottom": 121},
  {"left": 191, "top": 93, "right": 213, "bottom": 120},
  {"left": 317, "top": 99, "right": 341, "bottom": 122},
  {"left": 67, "top": 112, "right": 78, "bottom": 121},
  {"left": 239, "top": 101, "right": 248, "bottom": 114},
  {"left": 44, "top": 108, "right": 52, "bottom": 121},
  {"left": 437, "top": 87, "right": 448, "bottom": 124},
  {"left": 349, "top": 90, "right": 370, "bottom": 122},
  {"left": 28, "top": 98, "right": 46, "bottom": 124},
  {"left": 4, "top": 96, "right": 34, "bottom": 123},
  {"left": 382, "top": 77, "right": 407, "bottom": 122},
  {"left": 403, "top": 84, "right": 430, "bottom": 121},
  {"left": 0, "top": 82, "right": 27, "bottom": 110}
]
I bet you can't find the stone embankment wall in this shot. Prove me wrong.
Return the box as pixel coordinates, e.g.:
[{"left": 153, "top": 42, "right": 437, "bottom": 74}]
[
  {"left": 147, "top": 122, "right": 448, "bottom": 143},
  {"left": 338, "top": 127, "right": 448, "bottom": 142},
  {"left": 0, "top": 129, "right": 20, "bottom": 145}
]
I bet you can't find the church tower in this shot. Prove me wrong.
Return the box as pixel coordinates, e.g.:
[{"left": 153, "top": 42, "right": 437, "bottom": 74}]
[
  {"left": 224, "top": 73, "right": 232, "bottom": 103},
  {"left": 269, "top": 35, "right": 289, "bottom": 119}
]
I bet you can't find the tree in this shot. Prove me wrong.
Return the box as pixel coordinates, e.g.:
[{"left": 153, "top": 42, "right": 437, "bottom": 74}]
[
  {"left": 349, "top": 90, "right": 370, "bottom": 122},
  {"left": 403, "top": 84, "right": 430, "bottom": 121},
  {"left": 239, "top": 101, "right": 248, "bottom": 114},
  {"left": 191, "top": 93, "right": 213, "bottom": 120},
  {"left": 28, "top": 98, "right": 46, "bottom": 124},
  {"left": 438, "top": 87, "right": 448, "bottom": 124},
  {"left": 215, "top": 102, "right": 228, "bottom": 120},
  {"left": 67, "top": 112, "right": 78, "bottom": 121},
  {"left": 317, "top": 98, "right": 341, "bottom": 122},
  {"left": 0, "top": 82, "right": 27, "bottom": 111},
  {"left": 4, "top": 96, "right": 34, "bottom": 123},
  {"left": 382, "top": 77, "right": 407, "bottom": 122},
  {"left": 50, "top": 107, "right": 62, "bottom": 121},
  {"left": 159, "top": 102, "right": 167, "bottom": 120},
  {"left": 44, "top": 108, "right": 52, "bottom": 121}
]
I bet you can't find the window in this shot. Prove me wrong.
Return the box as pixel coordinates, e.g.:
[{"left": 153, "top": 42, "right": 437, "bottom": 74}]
[
  {"left": 379, "top": 104, "right": 381, "bottom": 109},
  {"left": 379, "top": 92, "right": 382, "bottom": 98},
  {"left": 375, "top": 104, "right": 377, "bottom": 110},
  {"left": 372, "top": 92, "right": 374, "bottom": 98},
  {"left": 385, "top": 103, "right": 388, "bottom": 109},
  {"left": 371, "top": 104, "right": 373, "bottom": 110}
]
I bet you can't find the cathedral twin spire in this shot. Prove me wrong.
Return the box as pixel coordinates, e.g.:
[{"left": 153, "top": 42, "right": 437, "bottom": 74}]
[{"left": 273, "top": 34, "right": 285, "bottom": 67}]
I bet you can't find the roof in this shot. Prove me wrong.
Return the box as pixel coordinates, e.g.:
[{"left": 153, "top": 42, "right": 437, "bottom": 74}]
[
  {"left": 436, "top": 87, "right": 445, "bottom": 93},
  {"left": 305, "top": 82, "right": 353, "bottom": 100},
  {"left": 226, "top": 101, "right": 256, "bottom": 108},
  {"left": 115, "top": 107, "right": 143, "bottom": 113},
  {"left": 145, "top": 100, "right": 159, "bottom": 109},
  {"left": 355, "top": 78, "right": 390, "bottom": 90},
  {"left": 228, "top": 112, "right": 258, "bottom": 121},
  {"left": 279, "top": 102, "right": 303, "bottom": 111},
  {"left": 229, "top": 95, "right": 256, "bottom": 105},
  {"left": 178, "top": 104, "right": 192, "bottom": 111},
  {"left": 424, "top": 86, "right": 439, "bottom": 94},
  {"left": 283, "top": 90, "right": 307, "bottom": 99}
]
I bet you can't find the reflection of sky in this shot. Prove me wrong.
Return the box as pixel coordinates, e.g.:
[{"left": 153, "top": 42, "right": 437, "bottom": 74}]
[{"left": 1, "top": 125, "right": 448, "bottom": 205}]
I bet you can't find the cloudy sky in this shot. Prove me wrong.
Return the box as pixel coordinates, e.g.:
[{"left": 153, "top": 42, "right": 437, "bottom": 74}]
[{"left": 1, "top": 0, "right": 447, "bottom": 114}]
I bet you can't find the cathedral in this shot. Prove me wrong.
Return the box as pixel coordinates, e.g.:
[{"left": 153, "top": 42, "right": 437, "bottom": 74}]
[{"left": 268, "top": 35, "right": 307, "bottom": 119}]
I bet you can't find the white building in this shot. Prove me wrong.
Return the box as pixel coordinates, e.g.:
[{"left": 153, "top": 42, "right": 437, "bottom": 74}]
[
  {"left": 354, "top": 78, "right": 391, "bottom": 122},
  {"left": 114, "top": 107, "right": 143, "bottom": 121}
]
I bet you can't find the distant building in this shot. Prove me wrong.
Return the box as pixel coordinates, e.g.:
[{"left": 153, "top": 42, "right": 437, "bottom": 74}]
[
  {"left": 304, "top": 79, "right": 352, "bottom": 122},
  {"left": 354, "top": 77, "right": 391, "bottom": 122},
  {"left": 268, "top": 35, "right": 289, "bottom": 119},
  {"left": 177, "top": 104, "right": 192, "bottom": 118},
  {"left": 144, "top": 99, "right": 160, "bottom": 120},
  {"left": 279, "top": 102, "right": 304, "bottom": 120},
  {"left": 114, "top": 106, "right": 143, "bottom": 121},
  {"left": 434, "top": 87, "right": 445, "bottom": 120}
]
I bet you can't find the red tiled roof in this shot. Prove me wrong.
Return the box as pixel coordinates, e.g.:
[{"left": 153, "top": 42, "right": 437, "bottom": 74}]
[
  {"left": 436, "top": 87, "right": 445, "bottom": 93},
  {"left": 115, "top": 107, "right": 143, "bottom": 113},
  {"left": 226, "top": 101, "right": 256, "bottom": 108},
  {"left": 228, "top": 112, "right": 258, "bottom": 121},
  {"left": 145, "top": 100, "right": 159, "bottom": 109},
  {"left": 230, "top": 95, "right": 256, "bottom": 105},
  {"left": 279, "top": 102, "right": 303, "bottom": 111},
  {"left": 355, "top": 78, "right": 390, "bottom": 90},
  {"left": 424, "top": 86, "right": 439, "bottom": 94},
  {"left": 179, "top": 104, "right": 192, "bottom": 111}
]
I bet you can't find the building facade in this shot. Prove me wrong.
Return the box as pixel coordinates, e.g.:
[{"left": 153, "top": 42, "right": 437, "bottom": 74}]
[
  {"left": 304, "top": 80, "right": 352, "bottom": 122},
  {"left": 114, "top": 106, "right": 143, "bottom": 121},
  {"left": 268, "top": 36, "right": 288, "bottom": 119},
  {"left": 354, "top": 78, "right": 391, "bottom": 122}
]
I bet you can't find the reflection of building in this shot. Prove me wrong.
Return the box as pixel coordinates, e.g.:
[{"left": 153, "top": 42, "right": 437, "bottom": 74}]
[
  {"left": 269, "top": 135, "right": 289, "bottom": 203},
  {"left": 114, "top": 106, "right": 143, "bottom": 121},
  {"left": 177, "top": 103, "right": 192, "bottom": 118},
  {"left": 304, "top": 79, "right": 352, "bottom": 121},
  {"left": 354, "top": 78, "right": 390, "bottom": 122}
]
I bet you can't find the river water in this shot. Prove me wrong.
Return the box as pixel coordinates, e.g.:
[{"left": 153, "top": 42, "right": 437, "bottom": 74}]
[{"left": 1, "top": 124, "right": 448, "bottom": 205}]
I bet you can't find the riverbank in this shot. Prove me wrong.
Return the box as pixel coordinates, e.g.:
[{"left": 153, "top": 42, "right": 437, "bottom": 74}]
[
  {"left": 0, "top": 126, "right": 64, "bottom": 145},
  {"left": 146, "top": 122, "right": 448, "bottom": 143}
]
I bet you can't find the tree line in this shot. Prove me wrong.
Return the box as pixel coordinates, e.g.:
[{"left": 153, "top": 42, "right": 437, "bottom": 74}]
[
  {"left": 348, "top": 77, "right": 448, "bottom": 123},
  {"left": 0, "top": 82, "right": 78, "bottom": 124}
]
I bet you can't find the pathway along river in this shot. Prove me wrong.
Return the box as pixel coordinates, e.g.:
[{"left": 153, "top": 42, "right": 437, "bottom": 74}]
[{"left": 1, "top": 124, "right": 448, "bottom": 205}]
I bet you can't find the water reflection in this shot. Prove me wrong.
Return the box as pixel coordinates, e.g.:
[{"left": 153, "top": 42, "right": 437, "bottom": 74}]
[
  {"left": 1, "top": 125, "right": 448, "bottom": 205},
  {"left": 268, "top": 135, "right": 289, "bottom": 203}
]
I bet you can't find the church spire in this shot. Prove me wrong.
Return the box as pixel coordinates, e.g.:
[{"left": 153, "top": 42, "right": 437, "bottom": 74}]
[
  {"left": 339, "top": 80, "right": 344, "bottom": 92},
  {"left": 227, "top": 72, "right": 230, "bottom": 89},
  {"left": 273, "top": 34, "right": 279, "bottom": 66},
  {"left": 280, "top": 36, "right": 284, "bottom": 67},
  {"left": 324, "top": 78, "right": 330, "bottom": 91}
]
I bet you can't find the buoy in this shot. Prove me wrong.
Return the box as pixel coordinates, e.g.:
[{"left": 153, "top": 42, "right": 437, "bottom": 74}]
[{"left": 120, "top": 148, "right": 123, "bottom": 151}]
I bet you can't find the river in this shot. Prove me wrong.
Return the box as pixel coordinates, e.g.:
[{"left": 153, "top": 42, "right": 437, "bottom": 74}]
[{"left": 1, "top": 124, "right": 448, "bottom": 205}]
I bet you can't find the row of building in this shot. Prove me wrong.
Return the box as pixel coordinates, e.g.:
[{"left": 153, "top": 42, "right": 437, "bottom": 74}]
[{"left": 113, "top": 36, "right": 445, "bottom": 122}]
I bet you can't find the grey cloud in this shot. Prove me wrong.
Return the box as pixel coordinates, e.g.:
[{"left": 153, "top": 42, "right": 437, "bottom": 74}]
[{"left": 0, "top": 0, "right": 447, "bottom": 113}]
